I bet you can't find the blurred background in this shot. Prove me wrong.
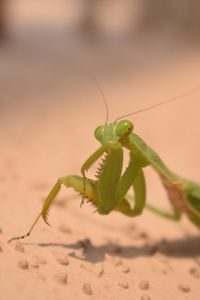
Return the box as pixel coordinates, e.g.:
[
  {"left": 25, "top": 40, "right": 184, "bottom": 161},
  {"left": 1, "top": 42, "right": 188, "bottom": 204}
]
[
  {"left": 1, "top": 0, "right": 200, "bottom": 229},
  {"left": 1, "top": 5, "right": 200, "bottom": 299},
  {"left": 1, "top": 0, "right": 200, "bottom": 115}
]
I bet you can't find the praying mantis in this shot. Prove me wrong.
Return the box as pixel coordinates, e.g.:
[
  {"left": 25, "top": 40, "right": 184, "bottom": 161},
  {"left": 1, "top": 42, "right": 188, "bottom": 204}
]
[{"left": 8, "top": 86, "right": 200, "bottom": 243}]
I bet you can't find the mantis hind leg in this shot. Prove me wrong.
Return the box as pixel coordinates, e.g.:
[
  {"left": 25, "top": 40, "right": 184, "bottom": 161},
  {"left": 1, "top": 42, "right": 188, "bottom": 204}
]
[
  {"left": 8, "top": 176, "right": 97, "bottom": 242},
  {"left": 184, "top": 183, "right": 200, "bottom": 228},
  {"left": 145, "top": 175, "right": 184, "bottom": 221},
  {"left": 145, "top": 203, "right": 181, "bottom": 220},
  {"left": 188, "top": 213, "right": 200, "bottom": 228}
]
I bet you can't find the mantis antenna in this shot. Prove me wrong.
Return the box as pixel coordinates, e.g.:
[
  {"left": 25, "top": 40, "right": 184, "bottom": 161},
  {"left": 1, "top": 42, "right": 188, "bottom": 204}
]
[
  {"left": 93, "top": 77, "right": 109, "bottom": 124},
  {"left": 115, "top": 86, "right": 200, "bottom": 121}
]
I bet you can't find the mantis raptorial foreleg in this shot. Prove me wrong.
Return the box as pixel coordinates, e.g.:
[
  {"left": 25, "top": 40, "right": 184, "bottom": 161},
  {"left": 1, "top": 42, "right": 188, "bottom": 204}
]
[
  {"left": 8, "top": 141, "right": 145, "bottom": 242},
  {"left": 80, "top": 144, "right": 109, "bottom": 205},
  {"left": 8, "top": 176, "right": 98, "bottom": 243},
  {"left": 115, "top": 168, "right": 146, "bottom": 216}
]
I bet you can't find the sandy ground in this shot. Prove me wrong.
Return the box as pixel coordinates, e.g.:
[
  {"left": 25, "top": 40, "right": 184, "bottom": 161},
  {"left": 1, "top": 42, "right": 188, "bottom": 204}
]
[{"left": 1, "top": 32, "right": 200, "bottom": 300}]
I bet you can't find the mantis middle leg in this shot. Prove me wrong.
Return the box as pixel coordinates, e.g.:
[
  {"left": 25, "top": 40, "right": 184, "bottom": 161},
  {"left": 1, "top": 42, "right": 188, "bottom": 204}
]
[{"left": 145, "top": 203, "right": 181, "bottom": 220}]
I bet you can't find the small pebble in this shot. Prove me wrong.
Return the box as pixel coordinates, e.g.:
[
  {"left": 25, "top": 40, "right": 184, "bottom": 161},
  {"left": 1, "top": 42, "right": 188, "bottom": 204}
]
[
  {"left": 189, "top": 267, "right": 200, "bottom": 278},
  {"left": 160, "top": 238, "right": 168, "bottom": 246},
  {"left": 125, "top": 224, "right": 138, "bottom": 235},
  {"left": 78, "top": 238, "right": 91, "bottom": 252},
  {"left": 15, "top": 242, "right": 25, "bottom": 253},
  {"left": 55, "top": 253, "right": 69, "bottom": 266},
  {"left": 177, "top": 283, "right": 190, "bottom": 293},
  {"left": 105, "top": 254, "right": 112, "bottom": 261},
  {"left": 126, "top": 227, "right": 148, "bottom": 240},
  {"left": 196, "top": 257, "right": 200, "bottom": 266},
  {"left": 94, "top": 263, "right": 104, "bottom": 277},
  {"left": 38, "top": 275, "right": 46, "bottom": 282},
  {"left": 141, "top": 295, "right": 151, "bottom": 300},
  {"left": 33, "top": 256, "right": 47, "bottom": 265},
  {"left": 155, "top": 253, "right": 169, "bottom": 264},
  {"left": 83, "top": 283, "right": 93, "bottom": 295},
  {"left": 118, "top": 282, "right": 129, "bottom": 289},
  {"left": 113, "top": 257, "right": 123, "bottom": 266},
  {"left": 17, "top": 259, "right": 28, "bottom": 269},
  {"left": 139, "top": 280, "right": 149, "bottom": 290},
  {"left": 121, "top": 265, "right": 130, "bottom": 273},
  {"left": 112, "top": 246, "right": 122, "bottom": 254},
  {"left": 139, "top": 232, "right": 149, "bottom": 239},
  {"left": 147, "top": 245, "right": 158, "bottom": 255},
  {"left": 105, "top": 254, "right": 122, "bottom": 266},
  {"left": 53, "top": 272, "right": 68, "bottom": 285},
  {"left": 29, "top": 258, "right": 39, "bottom": 268}
]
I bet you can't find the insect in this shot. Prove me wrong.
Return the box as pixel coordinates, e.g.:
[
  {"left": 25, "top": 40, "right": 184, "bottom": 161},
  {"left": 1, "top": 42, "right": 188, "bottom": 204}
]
[{"left": 8, "top": 85, "right": 200, "bottom": 243}]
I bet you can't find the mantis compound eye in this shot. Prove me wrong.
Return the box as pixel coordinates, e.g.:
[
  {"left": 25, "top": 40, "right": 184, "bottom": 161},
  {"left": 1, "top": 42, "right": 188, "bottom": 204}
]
[
  {"left": 116, "top": 120, "right": 134, "bottom": 138},
  {"left": 95, "top": 125, "right": 104, "bottom": 141}
]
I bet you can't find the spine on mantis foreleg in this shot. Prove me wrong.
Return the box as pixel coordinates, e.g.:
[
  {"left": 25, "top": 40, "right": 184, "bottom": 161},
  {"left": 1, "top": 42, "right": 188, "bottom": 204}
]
[{"left": 41, "top": 179, "right": 62, "bottom": 225}]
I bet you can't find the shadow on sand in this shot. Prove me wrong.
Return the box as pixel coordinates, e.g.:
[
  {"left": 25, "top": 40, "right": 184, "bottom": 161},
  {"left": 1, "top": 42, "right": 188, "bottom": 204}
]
[{"left": 25, "top": 235, "right": 200, "bottom": 263}]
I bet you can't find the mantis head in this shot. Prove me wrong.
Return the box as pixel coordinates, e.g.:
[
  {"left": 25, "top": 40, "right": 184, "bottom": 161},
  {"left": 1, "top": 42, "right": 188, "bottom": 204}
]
[{"left": 95, "top": 120, "right": 134, "bottom": 143}]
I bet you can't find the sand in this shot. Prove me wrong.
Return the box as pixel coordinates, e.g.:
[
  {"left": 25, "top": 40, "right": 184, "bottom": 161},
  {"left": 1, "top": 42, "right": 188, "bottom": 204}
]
[{"left": 0, "top": 33, "right": 200, "bottom": 300}]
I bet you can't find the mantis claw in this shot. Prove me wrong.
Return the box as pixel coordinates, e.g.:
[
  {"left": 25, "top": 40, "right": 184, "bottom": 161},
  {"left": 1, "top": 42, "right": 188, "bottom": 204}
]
[
  {"left": 7, "top": 232, "right": 30, "bottom": 244},
  {"left": 42, "top": 215, "right": 51, "bottom": 226}
]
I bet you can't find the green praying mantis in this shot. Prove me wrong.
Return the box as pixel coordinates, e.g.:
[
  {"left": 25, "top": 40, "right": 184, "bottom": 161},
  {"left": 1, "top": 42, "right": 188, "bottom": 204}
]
[{"left": 8, "top": 86, "right": 200, "bottom": 243}]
